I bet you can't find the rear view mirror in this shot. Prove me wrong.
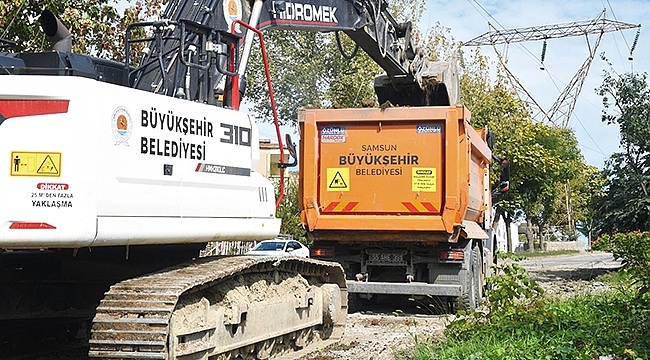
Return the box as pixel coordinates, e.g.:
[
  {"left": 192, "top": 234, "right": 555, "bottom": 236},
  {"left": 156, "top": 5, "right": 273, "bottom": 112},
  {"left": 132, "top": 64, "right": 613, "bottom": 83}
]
[{"left": 278, "top": 134, "right": 298, "bottom": 168}]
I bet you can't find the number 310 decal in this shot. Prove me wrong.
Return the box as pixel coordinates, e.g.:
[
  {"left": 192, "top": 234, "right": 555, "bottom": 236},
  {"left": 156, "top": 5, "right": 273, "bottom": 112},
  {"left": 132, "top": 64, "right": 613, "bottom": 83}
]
[{"left": 220, "top": 123, "right": 251, "bottom": 147}]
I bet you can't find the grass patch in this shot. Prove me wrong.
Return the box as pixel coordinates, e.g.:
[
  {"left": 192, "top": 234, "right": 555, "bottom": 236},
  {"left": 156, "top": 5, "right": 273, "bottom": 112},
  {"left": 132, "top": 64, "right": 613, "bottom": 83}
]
[
  {"left": 595, "top": 269, "right": 635, "bottom": 287},
  {"left": 497, "top": 249, "right": 581, "bottom": 262},
  {"left": 409, "top": 268, "right": 650, "bottom": 360},
  {"left": 521, "top": 249, "right": 581, "bottom": 258}
]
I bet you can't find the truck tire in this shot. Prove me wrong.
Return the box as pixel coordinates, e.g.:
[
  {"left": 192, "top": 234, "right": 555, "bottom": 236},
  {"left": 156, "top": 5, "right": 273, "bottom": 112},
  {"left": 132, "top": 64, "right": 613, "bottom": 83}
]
[{"left": 453, "top": 244, "right": 483, "bottom": 312}]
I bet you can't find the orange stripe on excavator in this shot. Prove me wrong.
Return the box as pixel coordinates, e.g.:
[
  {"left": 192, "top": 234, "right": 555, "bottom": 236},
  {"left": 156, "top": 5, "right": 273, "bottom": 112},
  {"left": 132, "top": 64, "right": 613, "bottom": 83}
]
[
  {"left": 401, "top": 202, "right": 438, "bottom": 213},
  {"left": 323, "top": 201, "right": 359, "bottom": 212}
]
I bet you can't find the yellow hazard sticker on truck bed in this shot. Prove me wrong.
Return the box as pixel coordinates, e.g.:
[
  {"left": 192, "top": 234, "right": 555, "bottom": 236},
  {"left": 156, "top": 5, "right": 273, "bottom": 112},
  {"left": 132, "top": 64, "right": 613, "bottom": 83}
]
[
  {"left": 327, "top": 168, "right": 349, "bottom": 191},
  {"left": 11, "top": 152, "right": 61, "bottom": 177},
  {"left": 412, "top": 167, "right": 436, "bottom": 192}
]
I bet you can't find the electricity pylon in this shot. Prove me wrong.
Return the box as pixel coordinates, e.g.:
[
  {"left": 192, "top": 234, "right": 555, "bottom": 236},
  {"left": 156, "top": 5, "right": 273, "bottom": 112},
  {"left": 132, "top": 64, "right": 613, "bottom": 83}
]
[{"left": 463, "top": 9, "right": 640, "bottom": 127}]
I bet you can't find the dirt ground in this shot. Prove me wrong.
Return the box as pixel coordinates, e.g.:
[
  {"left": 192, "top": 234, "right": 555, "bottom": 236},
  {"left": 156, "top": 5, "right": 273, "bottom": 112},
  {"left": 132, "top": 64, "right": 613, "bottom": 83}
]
[
  {"left": 300, "top": 310, "right": 451, "bottom": 360},
  {"left": 299, "top": 251, "right": 622, "bottom": 360}
]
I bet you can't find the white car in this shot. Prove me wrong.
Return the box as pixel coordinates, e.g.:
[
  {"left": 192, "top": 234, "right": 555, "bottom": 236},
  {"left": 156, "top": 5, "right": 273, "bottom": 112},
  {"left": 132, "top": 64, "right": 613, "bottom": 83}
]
[{"left": 246, "top": 239, "right": 310, "bottom": 258}]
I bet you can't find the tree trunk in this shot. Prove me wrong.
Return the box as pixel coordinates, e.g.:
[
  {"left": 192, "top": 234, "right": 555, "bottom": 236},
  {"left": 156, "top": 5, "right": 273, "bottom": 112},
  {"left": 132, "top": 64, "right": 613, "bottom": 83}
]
[
  {"left": 526, "top": 219, "right": 535, "bottom": 252},
  {"left": 538, "top": 222, "right": 545, "bottom": 251},
  {"left": 505, "top": 212, "right": 513, "bottom": 253},
  {"left": 565, "top": 180, "right": 576, "bottom": 238},
  {"left": 587, "top": 220, "right": 594, "bottom": 250}
]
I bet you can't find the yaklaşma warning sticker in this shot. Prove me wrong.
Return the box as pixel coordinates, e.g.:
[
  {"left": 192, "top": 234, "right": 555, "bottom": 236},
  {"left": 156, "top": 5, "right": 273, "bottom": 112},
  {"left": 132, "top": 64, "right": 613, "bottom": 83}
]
[
  {"left": 327, "top": 168, "right": 349, "bottom": 191},
  {"left": 11, "top": 152, "right": 61, "bottom": 177},
  {"left": 412, "top": 167, "right": 436, "bottom": 192}
]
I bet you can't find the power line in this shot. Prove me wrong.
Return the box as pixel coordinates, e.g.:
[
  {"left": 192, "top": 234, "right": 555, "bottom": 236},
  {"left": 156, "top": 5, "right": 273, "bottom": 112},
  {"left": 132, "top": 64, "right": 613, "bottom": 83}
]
[
  {"left": 605, "top": 0, "right": 632, "bottom": 50},
  {"left": 467, "top": 0, "right": 506, "bottom": 30},
  {"left": 572, "top": 112, "right": 607, "bottom": 156},
  {"left": 601, "top": 0, "right": 632, "bottom": 70}
]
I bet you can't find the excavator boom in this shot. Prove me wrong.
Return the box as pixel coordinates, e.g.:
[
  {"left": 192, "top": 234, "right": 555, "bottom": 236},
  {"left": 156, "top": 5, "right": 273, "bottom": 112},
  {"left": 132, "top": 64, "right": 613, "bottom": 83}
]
[{"left": 129, "top": 0, "right": 458, "bottom": 108}]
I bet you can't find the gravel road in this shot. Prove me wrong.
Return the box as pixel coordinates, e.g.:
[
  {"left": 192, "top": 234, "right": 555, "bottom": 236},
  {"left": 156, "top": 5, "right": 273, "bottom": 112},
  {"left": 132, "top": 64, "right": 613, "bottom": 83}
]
[{"left": 300, "top": 251, "right": 622, "bottom": 360}]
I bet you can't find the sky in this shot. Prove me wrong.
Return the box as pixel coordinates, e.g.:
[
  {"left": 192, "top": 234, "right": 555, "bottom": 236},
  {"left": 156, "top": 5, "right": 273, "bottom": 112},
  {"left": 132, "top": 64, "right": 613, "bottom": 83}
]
[{"left": 420, "top": 0, "right": 649, "bottom": 168}]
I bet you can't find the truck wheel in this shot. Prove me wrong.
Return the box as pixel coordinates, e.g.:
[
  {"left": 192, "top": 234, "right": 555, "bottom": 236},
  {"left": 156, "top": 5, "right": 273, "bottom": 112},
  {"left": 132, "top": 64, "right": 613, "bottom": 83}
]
[{"left": 453, "top": 244, "right": 483, "bottom": 312}]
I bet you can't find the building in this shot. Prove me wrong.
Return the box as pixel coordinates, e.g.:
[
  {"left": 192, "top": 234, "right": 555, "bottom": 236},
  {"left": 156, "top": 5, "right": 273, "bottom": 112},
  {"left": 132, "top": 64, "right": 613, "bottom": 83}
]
[
  {"left": 493, "top": 211, "right": 523, "bottom": 253},
  {"left": 256, "top": 138, "right": 289, "bottom": 178}
]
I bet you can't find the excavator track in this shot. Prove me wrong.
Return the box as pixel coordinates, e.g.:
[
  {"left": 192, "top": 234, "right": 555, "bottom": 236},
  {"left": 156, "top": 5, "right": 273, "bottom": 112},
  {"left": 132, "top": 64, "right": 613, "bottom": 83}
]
[{"left": 88, "top": 256, "right": 347, "bottom": 359}]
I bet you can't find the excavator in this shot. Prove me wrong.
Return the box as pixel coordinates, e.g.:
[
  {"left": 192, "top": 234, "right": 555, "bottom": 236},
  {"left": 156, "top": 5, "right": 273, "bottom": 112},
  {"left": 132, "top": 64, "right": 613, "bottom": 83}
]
[{"left": 0, "top": 0, "right": 456, "bottom": 358}]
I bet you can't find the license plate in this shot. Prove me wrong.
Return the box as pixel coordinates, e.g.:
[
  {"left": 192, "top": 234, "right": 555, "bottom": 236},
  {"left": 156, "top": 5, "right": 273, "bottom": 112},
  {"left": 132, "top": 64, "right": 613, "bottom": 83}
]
[{"left": 368, "top": 252, "right": 405, "bottom": 263}]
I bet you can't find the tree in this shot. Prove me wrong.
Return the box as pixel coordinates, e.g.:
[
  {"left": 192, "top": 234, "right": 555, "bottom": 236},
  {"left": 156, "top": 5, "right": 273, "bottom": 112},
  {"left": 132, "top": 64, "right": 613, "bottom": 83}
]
[
  {"left": 460, "top": 51, "right": 527, "bottom": 251},
  {"left": 461, "top": 50, "right": 588, "bottom": 250},
  {"left": 0, "top": 0, "right": 161, "bottom": 60},
  {"left": 565, "top": 165, "right": 606, "bottom": 245},
  {"left": 274, "top": 174, "right": 307, "bottom": 243},
  {"left": 596, "top": 70, "right": 650, "bottom": 234},
  {"left": 244, "top": 30, "right": 380, "bottom": 125},
  {"left": 244, "top": 0, "right": 436, "bottom": 125},
  {"left": 534, "top": 125, "right": 584, "bottom": 235}
]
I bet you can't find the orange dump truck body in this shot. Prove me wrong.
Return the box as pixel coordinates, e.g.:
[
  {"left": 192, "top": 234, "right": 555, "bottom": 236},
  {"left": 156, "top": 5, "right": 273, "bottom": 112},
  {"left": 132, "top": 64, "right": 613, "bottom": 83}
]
[
  {"left": 299, "top": 105, "right": 492, "bottom": 240},
  {"left": 299, "top": 106, "right": 495, "bottom": 310}
]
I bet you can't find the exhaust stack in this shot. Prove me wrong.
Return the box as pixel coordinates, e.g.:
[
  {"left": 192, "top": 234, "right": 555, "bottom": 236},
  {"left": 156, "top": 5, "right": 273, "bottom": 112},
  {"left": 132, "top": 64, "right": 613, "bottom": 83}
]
[{"left": 39, "top": 10, "right": 72, "bottom": 52}]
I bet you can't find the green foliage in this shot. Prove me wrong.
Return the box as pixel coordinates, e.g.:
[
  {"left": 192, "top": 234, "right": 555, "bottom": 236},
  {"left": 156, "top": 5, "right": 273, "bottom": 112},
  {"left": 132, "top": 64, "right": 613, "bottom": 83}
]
[
  {"left": 445, "top": 264, "right": 544, "bottom": 340},
  {"left": 274, "top": 175, "right": 307, "bottom": 243},
  {"left": 411, "top": 266, "right": 650, "bottom": 360},
  {"left": 594, "top": 232, "right": 650, "bottom": 299},
  {"left": 574, "top": 166, "right": 607, "bottom": 241},
  {"left": 0, "top": 0, "right": 162, "bottom": 60},
  {"left": 497, "top": 250, "right": 580, "bottom": 261},
  {"left": 524, "top": 249, "right": 581, "bottom": 258},
  {"left": 460, "top": 50, "right": 591, "bottom": 243},
  {"left": 599, "top": 71, "right": 650, "bottom": 153},
  {"left": 245, "top": 0, "right": 443, "bottom": 126},
  {"left": 598, "top": 151, "right": 650, "bottom": 234},
  {"left": 596, "top": 69, "right": 650, "bottom": 235},
  {"left": 495, "top": 251, "right": 528, "bottom": 261},
  {"left": 325, "top": 35, "right": 381, "bottom": 108},
  {"left": 483, "top": 263, "right": 545, "bottom": 319},
  {"left": 246, "top": 30, "right": 363, "bottom": 125}
]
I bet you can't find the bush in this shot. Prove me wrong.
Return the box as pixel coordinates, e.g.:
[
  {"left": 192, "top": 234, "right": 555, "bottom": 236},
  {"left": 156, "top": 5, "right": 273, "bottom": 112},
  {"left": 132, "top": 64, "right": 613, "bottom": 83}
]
[
  {"left": 411, "top": 264, "right": 650, "bottom": 360},
  {"left": 274, "top": 176, "right": 308, "bottom": 243},
  {"left": 594, "top": 231, "right": 650, "bottom": 300},
  {"left": 445, "top": 263, "right": 546, "bottom": 341}
]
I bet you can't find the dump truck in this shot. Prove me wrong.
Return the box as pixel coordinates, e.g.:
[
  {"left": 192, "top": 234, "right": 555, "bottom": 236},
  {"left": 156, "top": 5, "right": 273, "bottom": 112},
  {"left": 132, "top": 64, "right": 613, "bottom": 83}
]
[{"left": 300, "top": 105, "right": 505, "bottom": 311}]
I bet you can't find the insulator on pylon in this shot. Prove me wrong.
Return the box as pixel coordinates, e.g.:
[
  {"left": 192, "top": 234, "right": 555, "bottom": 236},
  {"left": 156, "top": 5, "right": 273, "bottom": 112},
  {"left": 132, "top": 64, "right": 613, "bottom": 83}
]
[
  {"left": 540, "top": 39, "right": 547, "bottom": 70},
  {"left": 629, "top": 28, "right": 640, "bottom": 61}
]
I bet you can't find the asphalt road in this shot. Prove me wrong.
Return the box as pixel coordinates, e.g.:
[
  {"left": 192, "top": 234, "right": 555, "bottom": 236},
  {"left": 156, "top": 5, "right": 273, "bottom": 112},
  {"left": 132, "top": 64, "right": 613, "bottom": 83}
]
[
  {"left": 518, "top": 251, "right": 622, "bottom": 282},
  {"left": 519, "top": 251, "right": 621, "bottom": 270}
]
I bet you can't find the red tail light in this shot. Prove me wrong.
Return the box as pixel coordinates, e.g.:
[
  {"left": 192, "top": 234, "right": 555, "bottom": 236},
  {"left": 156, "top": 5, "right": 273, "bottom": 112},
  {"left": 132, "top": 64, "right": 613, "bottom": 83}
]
[
  {"left": 439, "top": 249, "right": 465, "bottom": 261},
  {"left": 311, "top": 247, "right": 334, "bottom": 258},
  {"left": 0, "top": 100, "right": 69, "bottom": 119},
  {"left": 10, "top": 222, "right": 56, "bottom": 229}
]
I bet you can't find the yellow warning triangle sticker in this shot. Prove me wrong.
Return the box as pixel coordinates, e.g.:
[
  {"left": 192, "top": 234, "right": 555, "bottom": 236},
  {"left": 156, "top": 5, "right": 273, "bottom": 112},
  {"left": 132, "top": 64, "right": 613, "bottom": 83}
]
[
  {"left": 37, "top": 155, "right": 59, "bottom": 175},
  {"left": 328, "top": 171, "right": 348, "bottom": 189}
]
